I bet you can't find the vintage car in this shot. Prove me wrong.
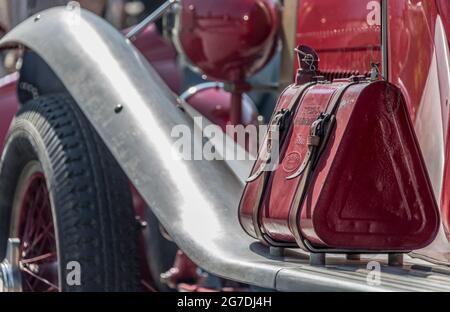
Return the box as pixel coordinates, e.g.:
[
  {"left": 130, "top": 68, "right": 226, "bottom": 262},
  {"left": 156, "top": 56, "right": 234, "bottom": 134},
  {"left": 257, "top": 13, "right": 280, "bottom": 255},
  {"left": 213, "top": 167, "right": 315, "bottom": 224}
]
[{"left": 0, "top": 0, "right": 450, "bottom": 292}]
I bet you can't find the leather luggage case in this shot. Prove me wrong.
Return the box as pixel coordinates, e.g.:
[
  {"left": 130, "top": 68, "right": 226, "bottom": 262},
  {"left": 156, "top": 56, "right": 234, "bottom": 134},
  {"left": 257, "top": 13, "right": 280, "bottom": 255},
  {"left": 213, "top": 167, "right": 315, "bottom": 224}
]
[{"left": 239, "top": 77, "right": 440, "bottom": 251}]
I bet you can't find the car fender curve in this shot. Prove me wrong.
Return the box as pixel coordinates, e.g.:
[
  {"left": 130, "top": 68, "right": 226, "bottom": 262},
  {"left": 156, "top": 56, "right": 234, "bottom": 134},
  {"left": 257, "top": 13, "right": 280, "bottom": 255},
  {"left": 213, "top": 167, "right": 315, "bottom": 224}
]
[{"left": 0, "top": 7, "right": 285, "bottom": 290}]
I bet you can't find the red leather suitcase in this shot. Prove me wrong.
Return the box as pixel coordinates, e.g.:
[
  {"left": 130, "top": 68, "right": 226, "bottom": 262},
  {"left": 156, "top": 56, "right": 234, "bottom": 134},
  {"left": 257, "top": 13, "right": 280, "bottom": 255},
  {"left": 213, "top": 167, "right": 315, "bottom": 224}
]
[{"left": 239, "top": 75, "right": 440, "bottom": 251}]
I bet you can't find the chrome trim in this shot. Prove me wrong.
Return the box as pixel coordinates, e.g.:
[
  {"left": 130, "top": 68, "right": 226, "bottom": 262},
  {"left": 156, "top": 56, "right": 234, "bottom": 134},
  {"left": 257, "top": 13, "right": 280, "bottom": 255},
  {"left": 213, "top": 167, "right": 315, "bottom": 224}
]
[
  {"left": 0, "top": 239, "right": 22, "bottom": 292},
  {"left": 180, "top": 82, "right": 256, "bottom": 109},
  {"left": 180, "top": 82, "right": 225, "bottom": 101},
  {"left": 2, "top": 7, "right": 450, "bottom": 292},
  {"left": 126, "top": 0, "right": 177, "bottom": 40},
  {"left": 181, "top": 82, "right": 279, "bottom": 102}
]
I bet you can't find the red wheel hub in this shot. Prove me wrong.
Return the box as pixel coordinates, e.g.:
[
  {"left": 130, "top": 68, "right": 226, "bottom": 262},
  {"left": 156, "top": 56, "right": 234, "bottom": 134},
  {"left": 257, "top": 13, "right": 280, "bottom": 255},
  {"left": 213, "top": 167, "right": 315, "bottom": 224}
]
[{"left": 17, "top": 172, "right": 58, "bottom": 292}]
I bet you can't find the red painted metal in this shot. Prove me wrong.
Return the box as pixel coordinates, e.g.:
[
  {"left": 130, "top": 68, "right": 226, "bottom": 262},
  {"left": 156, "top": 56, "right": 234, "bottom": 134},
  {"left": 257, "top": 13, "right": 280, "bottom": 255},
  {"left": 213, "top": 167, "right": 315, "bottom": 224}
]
[
  {"left": 175, "top": 0, "right": 280, "bottom": 82},
  {"left": 160, "top": 250, "right": 199, "bottom": 289},
  {"left": 0, "top": 24, "right": 6, "bottom": 37},
  {"left": 385, "top": 1, "right": 450, "bottom": 251},
  {"left": 229, "top": 91, "right": 243, "bottom": 126},
  {"left": 241, "top": 78, "right": 440, "bottom": 250},
  {"left": 17, "top": 172, "right": 58, "bottom": 292},
  {"left": 388, "top": 0, "right": 436, "bottom": 121},
  {"left": 0, "top": 74, "right": 19, "bottom": 151},
  {"left": 437, "top": 0, "right": 450, "bottom": 42},
  {"left": 436, "top": 15, "right": 450, "bottom": 242},
  {"left": 184, "top": 86, "right": 259, "bottom": 131},
  {"left": 297, "top": 0, "right": 382, "bottom": 79}
]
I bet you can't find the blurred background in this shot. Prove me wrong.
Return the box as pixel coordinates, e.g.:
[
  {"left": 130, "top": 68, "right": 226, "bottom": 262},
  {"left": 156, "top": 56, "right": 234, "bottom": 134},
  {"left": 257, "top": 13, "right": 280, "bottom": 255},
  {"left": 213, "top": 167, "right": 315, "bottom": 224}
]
[
  {"left": 0, "top": 0, "right": 279, "bottom": 121},
  {"left": 0, "top": 0, "right": 166, "bottom": 75},
  {"left": 0, "top": 0, "right": 166, "bottom": 30}
]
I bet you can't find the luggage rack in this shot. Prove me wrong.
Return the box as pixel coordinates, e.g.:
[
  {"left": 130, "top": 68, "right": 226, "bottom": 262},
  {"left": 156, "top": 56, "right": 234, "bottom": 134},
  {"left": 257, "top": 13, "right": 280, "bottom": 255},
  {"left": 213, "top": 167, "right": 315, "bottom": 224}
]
[
  {"left": 258, "top": 245, "right": 450, "bottom": 292},
  {"left": 269, "top": 247, "right": 407, "bottom": 267}
]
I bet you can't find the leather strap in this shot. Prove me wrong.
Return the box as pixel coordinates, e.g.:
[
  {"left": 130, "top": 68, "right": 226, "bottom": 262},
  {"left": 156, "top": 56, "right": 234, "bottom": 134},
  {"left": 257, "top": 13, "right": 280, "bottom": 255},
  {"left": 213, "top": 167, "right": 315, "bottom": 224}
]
[
  {"left": 288, "top": 81, "right": 361, "bottom": 250},
  {"left": 246, "top": 82, "right": 316, "bottom": 244}
]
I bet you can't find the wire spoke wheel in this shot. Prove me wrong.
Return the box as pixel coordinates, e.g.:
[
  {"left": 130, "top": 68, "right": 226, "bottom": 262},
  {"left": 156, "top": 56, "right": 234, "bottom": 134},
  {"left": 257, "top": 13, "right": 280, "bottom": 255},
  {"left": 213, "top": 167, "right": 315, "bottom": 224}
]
[{"left": 15, "top": 167, "right": 59, "bottom": 292}]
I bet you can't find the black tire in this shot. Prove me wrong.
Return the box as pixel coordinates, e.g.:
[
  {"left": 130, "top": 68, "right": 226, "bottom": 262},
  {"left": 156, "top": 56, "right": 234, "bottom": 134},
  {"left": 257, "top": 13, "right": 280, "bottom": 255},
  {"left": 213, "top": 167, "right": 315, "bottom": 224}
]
[{"left": 0, "top": 93, "right": 140, "bottom": 291}]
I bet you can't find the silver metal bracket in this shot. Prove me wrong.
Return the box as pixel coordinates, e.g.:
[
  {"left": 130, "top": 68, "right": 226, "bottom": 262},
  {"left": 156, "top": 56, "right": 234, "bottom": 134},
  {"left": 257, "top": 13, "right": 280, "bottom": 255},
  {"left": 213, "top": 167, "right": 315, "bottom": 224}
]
[
  {"left": 309, "top": 253, "right": 326, "bottom": 266},
  {"left": 388, "top": 253, "right": 404, "bottom": 267},
  {"left": 126, "top": 0, "right": 178, "bottom": 40},
  {"left": 346, "top": 254, "right": 361, "bottom": 261},
  {"left": 0, "top": 238, "right": 22, "bottom": 292},
  {"left": 269, "top": 247, "right": 285, "bottom": 257}
]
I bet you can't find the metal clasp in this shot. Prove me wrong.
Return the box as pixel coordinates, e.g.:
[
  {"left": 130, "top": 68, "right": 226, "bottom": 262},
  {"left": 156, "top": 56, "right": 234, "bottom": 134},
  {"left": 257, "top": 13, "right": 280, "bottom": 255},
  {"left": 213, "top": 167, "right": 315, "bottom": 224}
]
[
  {"left": 286, "top": 113, "right": 330, "bottom": 180},
  {"left": 246, "top": 110, "right": 290, "bottom": 182},
  {"left": 266, "top": 109, "right": 289, "bottom": 154}
]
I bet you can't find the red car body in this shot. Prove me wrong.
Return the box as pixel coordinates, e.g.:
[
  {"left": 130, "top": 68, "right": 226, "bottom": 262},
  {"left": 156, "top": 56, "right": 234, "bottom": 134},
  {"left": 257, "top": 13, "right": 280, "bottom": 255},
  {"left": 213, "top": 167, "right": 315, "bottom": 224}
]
[{"left": 0, "top": 73, "right": 18, "bottom": 151}]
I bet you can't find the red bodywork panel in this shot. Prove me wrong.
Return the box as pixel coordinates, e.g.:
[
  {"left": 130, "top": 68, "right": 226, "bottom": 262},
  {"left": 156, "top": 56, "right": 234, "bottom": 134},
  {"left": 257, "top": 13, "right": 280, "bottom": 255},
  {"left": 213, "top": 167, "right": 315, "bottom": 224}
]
[
  {"left": 298, "top": 0, "right": 381, "bottom": 78},
  {"left": 0, "top": 74, "right": 19, "bottom": 151},
  {"left": 183, "top": 86, "right": 258, "bottom": 131}
]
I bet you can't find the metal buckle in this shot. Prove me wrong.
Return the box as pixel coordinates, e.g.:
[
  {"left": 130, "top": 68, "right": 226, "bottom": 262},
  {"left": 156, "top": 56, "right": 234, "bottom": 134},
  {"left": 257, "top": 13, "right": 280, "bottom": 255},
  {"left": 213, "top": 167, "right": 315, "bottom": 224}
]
[
  {"left": 286, "top": 114, "right": 329, "bottom": 180},
  {"left": 246, "top": 110, "right": 290, "bottom": 182}
]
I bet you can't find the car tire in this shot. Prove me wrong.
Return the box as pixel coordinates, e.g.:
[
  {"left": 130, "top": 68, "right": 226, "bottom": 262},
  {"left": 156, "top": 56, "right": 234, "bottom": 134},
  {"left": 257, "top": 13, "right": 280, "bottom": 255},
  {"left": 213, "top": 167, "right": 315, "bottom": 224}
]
[{"left": 0, "top": 93, "right": 140, "bottom": 292}]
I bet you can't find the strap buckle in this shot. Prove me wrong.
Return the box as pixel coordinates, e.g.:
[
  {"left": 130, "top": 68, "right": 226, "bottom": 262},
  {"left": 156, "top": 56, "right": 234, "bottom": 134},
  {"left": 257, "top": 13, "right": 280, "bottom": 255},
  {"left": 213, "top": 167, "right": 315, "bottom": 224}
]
[
  {"left": 267, "top": 109, "right": 290, "bottom": 154},
  {"left": 286, "top": 113, "right": 331, "bottom": 180},
  {"left": 246, "top": 109, "right": 290, "bottom": 182}
]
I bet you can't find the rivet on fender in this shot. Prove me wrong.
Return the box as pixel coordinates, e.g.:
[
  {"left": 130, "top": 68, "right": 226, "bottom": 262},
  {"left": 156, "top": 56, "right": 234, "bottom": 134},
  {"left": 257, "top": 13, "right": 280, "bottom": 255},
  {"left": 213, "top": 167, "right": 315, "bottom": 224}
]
[{"left": 114, "top": 104, "right": 124, "bottom": 114}]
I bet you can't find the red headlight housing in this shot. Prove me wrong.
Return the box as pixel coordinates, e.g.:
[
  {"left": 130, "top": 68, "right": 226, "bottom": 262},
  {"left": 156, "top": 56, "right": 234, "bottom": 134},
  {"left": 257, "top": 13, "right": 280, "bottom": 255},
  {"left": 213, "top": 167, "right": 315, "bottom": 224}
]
[{"left": 173, "top": 0, "right": 280, "bottom": 82}]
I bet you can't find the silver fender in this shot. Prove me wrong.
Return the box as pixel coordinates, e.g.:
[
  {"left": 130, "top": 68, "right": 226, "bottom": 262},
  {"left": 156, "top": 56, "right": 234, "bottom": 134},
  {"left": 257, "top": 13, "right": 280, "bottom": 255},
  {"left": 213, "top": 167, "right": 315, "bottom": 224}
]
[{"left": 2, "top": 7, "right": 450, "bottom": 292}]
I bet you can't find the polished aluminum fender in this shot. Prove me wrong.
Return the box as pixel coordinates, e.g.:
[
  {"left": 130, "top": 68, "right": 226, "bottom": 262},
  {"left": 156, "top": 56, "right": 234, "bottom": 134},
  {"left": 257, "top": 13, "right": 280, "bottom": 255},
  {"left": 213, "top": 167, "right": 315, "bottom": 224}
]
[
  {"left": 2, "top": 7, "right": 450, "bottom": 292},
  {"left": 0, "top": 6, "right": 291, "bottom": 289}
]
